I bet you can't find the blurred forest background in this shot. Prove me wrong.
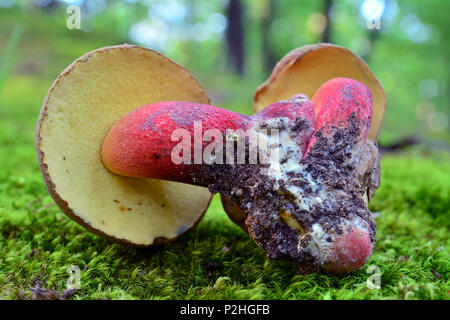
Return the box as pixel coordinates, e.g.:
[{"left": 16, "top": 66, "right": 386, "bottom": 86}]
[{"left": 0, "top": 0, "right": 449, "bottom": 147}]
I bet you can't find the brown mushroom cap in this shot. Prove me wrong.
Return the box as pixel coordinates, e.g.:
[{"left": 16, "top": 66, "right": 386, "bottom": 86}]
[
  {"left": 223, "top": 43, "right": 386, "bottom": 233},
  {"left": 254, "top": 43, "right": 386, "bottom": 141},
  {"left": 36, "top": 44, "right": 212, "bottom": 247}
]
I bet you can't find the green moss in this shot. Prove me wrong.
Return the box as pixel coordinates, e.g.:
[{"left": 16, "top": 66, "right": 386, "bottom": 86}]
[{"left": 0, "top": 75, "right": 449, "bottom": 300}]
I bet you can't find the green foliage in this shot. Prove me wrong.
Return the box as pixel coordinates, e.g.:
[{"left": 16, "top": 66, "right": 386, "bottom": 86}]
[{"left": 0, "top": 153, "right": 448, "bottom": 299}]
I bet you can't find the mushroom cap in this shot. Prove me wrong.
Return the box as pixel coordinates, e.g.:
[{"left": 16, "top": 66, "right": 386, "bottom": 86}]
[
  {"left": 36, "top": 44, "right": 212, "bottom": 247},
  {"left": 254, "top": 43, "right": 386, "bottom": 141}
]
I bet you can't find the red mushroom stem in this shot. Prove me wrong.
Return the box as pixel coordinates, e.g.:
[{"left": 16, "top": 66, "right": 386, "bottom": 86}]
[
  {"left": 101, "top": 78, "right": 378, "bottom": 274},
  {"left": 102, "top": 95, "right": 315, "bottom": 185},
  {"left": 307, "top": 77, "right": 373, "bottom": 157}
]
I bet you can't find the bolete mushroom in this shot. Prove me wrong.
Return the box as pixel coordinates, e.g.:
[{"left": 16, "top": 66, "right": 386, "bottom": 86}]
[
  {"left": 101, "top": 77, "right": 381, "bottom": 274},
  {"left": 222, "top": 44, "right": 385, "bottom": 270},
  {"left": 37, "top": 43, "right": 385, "bottom": 274},
  {"left": 36, "top": 45, "right": 212, "bottom": 246},
  {"left": 253, "top": 43, "right": 386, "bottom": 140}
]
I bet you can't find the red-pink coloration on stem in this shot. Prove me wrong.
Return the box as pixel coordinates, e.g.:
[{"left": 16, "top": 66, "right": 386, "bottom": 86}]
[
  {"left": 102, "top": 96, "right": 315, "bottom": 185},
  {"left": 101, "top": 102, "right": 250, "bottom": 183},
  {"left": 101, "top": 85, "right": 375, "bottom": 274},
  {"left": 325, "top": 229, "right": 373, "bottom": 273},
  {"left": 306, "top": 77, "right": 373, "bottom": 155},
  {"left": 255, "top": 94, "right": 315, "bottom": 156}
]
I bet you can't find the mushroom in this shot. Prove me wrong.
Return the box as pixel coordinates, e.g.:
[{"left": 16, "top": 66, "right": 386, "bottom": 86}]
[
  {"left": 222, "top": 44, "right": 385, "bottom": 269},
  {"left": 36, "top": 45, "right": 212, "bottom": 246},
  {"left": 37, "top": 44, "right": 385, "bottom": 274},
  {"left": 101, "top": 77, "right": 380, "bottom": 274}
]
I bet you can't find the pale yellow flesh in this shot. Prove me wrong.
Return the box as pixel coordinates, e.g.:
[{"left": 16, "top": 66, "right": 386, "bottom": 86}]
[
  {"left": 38, "top": 45, "right": 211, "bottom": 246},
  {"left": 254, "top": 45, "right": 386, "bottom": 141}
]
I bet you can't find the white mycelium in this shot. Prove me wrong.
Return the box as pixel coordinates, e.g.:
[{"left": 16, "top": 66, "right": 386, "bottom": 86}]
[{"left": 251, "top": 117, "right": 371, "bottom": 264}]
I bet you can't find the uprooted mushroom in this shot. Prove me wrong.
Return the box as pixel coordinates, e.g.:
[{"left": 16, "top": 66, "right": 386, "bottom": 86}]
[
  {"left": 101, "top": 78, "right": 380, "bottom": 274},
  {"left": 37, "top": 44, "right": 385, "bottom": 274}
]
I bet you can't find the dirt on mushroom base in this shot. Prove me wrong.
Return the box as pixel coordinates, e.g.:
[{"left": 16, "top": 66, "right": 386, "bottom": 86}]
[{"left": 197, "top": 115, "right": 380, "bottom": 274}]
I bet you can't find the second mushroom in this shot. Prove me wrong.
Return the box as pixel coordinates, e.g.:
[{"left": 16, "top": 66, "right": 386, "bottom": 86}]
[{"left": 102, "top": 77, "right": 381, "bottom": 274}]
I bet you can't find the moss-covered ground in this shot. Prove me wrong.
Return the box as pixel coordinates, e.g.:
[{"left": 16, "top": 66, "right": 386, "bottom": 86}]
[{"left": 0, "top": 75, "right": 449, "bottom": 300}]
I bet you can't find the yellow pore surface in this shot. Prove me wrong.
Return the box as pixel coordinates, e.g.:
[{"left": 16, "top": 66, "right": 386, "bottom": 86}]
[{"left": 38, "top": 45, "right": 211, "bottom": 246}]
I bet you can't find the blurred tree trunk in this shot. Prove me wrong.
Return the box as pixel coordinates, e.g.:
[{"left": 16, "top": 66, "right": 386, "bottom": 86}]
[
  {"left": 362, "top": 25, "right": 382, "bottom": 62},
  {"left": 361, "top": 11, "right": 385, "bottom": 62},
  {"left": 36, "top": 0, "right": 59, "bottom": 12},
  {"left": 321, "top": 0, "right": 333, "bottom": 43},
  {"left": 261, "top": 0, "right": 276, "bottom": 75},
  {"left": 225, "top": 0, "right": 245, "bottom": 75}
]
